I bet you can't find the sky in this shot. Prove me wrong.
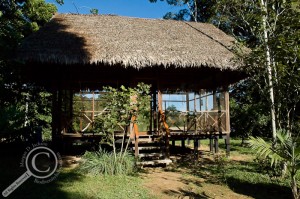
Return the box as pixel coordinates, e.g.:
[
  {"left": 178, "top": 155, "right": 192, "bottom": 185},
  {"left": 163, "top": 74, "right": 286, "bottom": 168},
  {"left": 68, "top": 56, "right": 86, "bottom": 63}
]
[{"left": 46, "top": 0, "right": 187, "bottom": 19}]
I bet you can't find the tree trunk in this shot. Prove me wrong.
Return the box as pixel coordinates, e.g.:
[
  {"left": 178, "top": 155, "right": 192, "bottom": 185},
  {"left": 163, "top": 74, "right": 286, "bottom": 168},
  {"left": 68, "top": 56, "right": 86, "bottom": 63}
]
[
  {"left": 292, "top": 175, "right": 299, "bottom": 199},
  {"left": 260, "top": 0, "right": 277, "bottom": 143}
]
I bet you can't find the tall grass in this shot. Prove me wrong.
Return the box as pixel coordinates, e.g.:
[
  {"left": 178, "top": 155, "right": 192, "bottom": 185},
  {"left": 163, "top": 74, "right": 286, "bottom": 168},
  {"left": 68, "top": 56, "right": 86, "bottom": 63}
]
[{"left": 79, "top": 149, "right": 136, "bottom": 175}]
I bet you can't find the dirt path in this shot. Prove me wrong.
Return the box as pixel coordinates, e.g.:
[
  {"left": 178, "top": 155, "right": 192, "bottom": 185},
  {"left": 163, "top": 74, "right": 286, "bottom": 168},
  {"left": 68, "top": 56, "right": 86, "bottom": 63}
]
[{"left": 141, "top": 167, "right": 253, "bottom": 199}]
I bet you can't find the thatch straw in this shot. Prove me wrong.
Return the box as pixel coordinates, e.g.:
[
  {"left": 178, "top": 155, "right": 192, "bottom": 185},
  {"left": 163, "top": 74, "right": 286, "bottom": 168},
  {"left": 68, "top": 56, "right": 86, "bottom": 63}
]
[{"left": 18, "top": 14, "right": 241, "bottom": 70}]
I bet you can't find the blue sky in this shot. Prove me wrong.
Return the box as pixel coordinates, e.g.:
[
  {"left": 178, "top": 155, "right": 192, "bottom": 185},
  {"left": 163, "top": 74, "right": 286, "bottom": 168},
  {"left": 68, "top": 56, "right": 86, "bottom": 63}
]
[{"left": 46, "top": 0, "right": 187, "bottom": 19}]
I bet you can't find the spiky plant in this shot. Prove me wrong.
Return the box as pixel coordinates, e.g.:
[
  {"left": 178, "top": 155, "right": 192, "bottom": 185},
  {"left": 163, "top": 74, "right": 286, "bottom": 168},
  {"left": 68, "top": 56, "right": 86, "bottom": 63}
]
[{"left": 249, "top": 130, "right": 300, "bottom": 199}]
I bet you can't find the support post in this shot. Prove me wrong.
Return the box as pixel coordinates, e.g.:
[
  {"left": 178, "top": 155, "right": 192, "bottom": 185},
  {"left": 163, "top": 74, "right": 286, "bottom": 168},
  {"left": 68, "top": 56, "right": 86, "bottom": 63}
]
[
  {"left": 209, "top": 136, "right": 214, "bottom": 152},
  {"left": 194, "top": 138, "right": 199, "bottom": 159},
  {"left": 158, "top": 90, "right": 170, "bottom": 159},
  {"left": 225, "top": 134, "right": 230, "bottom": 156},
  {"left": 214, "top": 136, "right": 219, "bottom": 153},
  {"left": 225, "top": 90, "right": 230, "bottom": 133},
  {"left": 172, "top": 140, "right": 175, "bottom": 147},
  {"left": 130, "top": 94, "right": 139, "bottom": 158},
  {"left": 150, "top": 96, "right": 153, "bottom": 136},
  {"left": 133, "top": 117, "right": 139, "bottom": 158},
  {"left": 181, "top": 139, "right": 185, "bottom": 148},
  {"left": 153, "top": 90, "right": 157, "bottom": 134}
]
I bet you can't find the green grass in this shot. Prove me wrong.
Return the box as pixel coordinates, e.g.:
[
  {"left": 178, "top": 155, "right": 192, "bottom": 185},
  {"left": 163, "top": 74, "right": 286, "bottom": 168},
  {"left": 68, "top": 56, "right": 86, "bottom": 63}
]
[
  {"left": 0, "top": 138, "right": 297, "bottom": 199},
  {"left": 79, "top": 149, "right": 135, "bottom": 175},
  {"left": 170, "top": 138, "right": 293, "bottom": 198},
  {"left": 1, "top": 170, "right": 152, "bottom": 199},
  {"left": 0, "top": 144, "right": 153, "bottom": 199}
]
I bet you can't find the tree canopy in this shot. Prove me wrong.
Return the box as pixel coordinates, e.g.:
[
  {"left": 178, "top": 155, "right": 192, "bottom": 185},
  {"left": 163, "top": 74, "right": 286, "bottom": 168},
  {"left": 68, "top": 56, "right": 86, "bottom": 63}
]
[{"left": 0, "top": 0, "right": 57, "bottom": 142}]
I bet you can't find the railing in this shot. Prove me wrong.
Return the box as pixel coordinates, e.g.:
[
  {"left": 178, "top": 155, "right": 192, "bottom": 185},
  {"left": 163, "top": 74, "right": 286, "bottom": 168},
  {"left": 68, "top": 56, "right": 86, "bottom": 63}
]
[{"left": 165, "top": 110, "right": 228, "bottom": 135}]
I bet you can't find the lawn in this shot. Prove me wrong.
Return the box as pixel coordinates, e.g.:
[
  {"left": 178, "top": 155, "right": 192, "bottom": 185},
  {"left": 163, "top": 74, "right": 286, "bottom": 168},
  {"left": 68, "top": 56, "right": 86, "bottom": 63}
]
[
  {"left": 0, "top": 143, "right": 152, "bottom": 199},
  {"left": 0, "top": 139, "right": 295, "bottom": 199}
]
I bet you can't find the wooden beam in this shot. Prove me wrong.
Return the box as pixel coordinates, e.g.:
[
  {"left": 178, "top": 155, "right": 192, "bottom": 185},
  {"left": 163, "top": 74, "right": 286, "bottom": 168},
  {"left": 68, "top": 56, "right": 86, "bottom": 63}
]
[
  {"left": 158, "top": 90, "right": 170, "bottom": 159},
  {"left": 225, "top": 133, "right": 230, "bottom": 156},
  {"left": 181, "top": 139, "right": 185, "bottom": 148},
  {"left": 209, "top": 136, "right": 214, "bottom": 152},
  {"left": 130, "top": 94, "right": 139, "bottom": 158},
  {"left": 153, "top": 90, "right": 157, "bottom": 134},
  {"left": 132, "top": 116, "right": 139, "bottom": 158},
  {"left": 225, "top": 90, "right": 230, "bottom": 132},
  {"left": 194, "top": 138, "right": 199, "bottom": 159},
  {"left": 214, "top": 136, "right": 219, "bottom": 153}
]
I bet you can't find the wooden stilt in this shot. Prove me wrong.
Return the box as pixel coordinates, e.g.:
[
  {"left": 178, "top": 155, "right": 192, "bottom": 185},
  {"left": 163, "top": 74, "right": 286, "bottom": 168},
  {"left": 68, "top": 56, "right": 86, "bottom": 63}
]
[
  {"left": 130, "top": 93, "right": 139, "bottom": 158},
  {"left": 158, "top": 90, "right": 170, "bottom": 159},
  {"left": 172, "top": 140, "right": 175, "bottom": 147},
  {"left": 153, "top": 90, "right": 157, "bottom": 134},
  {"left": 225, "top": 90, "right": 230, "bottom": 133},
  {"left": 194, "top": 138, "right": 199, "bottom": 159},
  {"left": 209, "top": 136, "right": 214, "bottom": 152},
  {"left": 225, "top": 134, "right": 230, "bottom": 156},
  {"left": 134, "top": 122, "right": 139, "bottom": 158},
  {"left": 214, "top": 136, "right": 219, "bottom": 153},
  {"left": 181, "top": 139, "right": 185, "bottom": 148}
]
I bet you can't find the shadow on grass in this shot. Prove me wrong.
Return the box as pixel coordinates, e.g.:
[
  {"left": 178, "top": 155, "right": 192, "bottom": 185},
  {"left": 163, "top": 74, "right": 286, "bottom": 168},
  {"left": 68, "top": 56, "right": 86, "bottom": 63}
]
[
  {"left": 226, "top": 177, "right": 292, "bottom": 199},
  {"left": 163, "top": 188, "right": 209, "bottom": 199},
  {"left": 0, "top": 143, "right": 88, "bottom": 199},
  {"left": 168, "top": 144, "right": 293, "bottom": 199}
]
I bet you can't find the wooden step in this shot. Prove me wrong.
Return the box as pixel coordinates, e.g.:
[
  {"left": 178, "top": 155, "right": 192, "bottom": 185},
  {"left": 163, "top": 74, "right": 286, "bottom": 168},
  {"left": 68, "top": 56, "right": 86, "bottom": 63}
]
[
  {"left": 132, "top": 146, "right": 161, "bottom": 150},
  {"left": 138, "top": 153, "right": 163, "bottom": 158},
  {"left": 136, "top": 159, "right": 172, "bottom": 166}
]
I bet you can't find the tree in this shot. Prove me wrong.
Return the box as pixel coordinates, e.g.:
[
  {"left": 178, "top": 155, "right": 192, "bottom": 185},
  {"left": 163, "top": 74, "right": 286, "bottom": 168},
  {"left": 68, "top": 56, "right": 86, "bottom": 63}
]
[
  {"left": 0, "top": 0, "right": 57, "bottom": 141},
  {"left": 230, "top": 79, "right": 270, "bottom": 140},
  {"left": 93, "top": 83, "right": 151, "bottom": 159},
  {"left": 150, "top": 0, "right": 300, "bottom": 143},
  {"left": 213, "top": 0, "right": 300, "bottom": 141},
  {"left": 149, "top": 0, "right": 216, "bottom": 22}
]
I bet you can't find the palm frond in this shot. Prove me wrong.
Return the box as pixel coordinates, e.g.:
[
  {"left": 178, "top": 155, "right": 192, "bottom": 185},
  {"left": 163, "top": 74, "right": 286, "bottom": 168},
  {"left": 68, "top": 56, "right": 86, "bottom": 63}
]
[{"left": 249, "top": 136, "right": 283, "bottom": 167}]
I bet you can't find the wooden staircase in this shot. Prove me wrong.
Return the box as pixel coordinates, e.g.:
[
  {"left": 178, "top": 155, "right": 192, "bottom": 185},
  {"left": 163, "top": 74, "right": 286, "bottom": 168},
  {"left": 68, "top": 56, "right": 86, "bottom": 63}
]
[
  {"left": 130, "top": 90, "right": 172, "bottom": 166},
  {"left": 132, "top": 134, "right": 172, "bottom": 166}
]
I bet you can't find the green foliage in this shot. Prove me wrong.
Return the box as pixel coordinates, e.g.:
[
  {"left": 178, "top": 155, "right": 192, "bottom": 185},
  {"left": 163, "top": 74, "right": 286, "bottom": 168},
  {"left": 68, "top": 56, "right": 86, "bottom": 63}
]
[
  {"left": 213, "top": 0, "right": 300, "bottom": 138},
  {"left": 0, "top": 87, "right": 52, "bottom": 143},
  {"left": 150, "top": 0, "right": 216, "bottom": 22},
  {"left": 165, "top": 105, "right": 185, "bottom": 127},
  {"left": 79, "top": 149, "right": 136, "bottom": 176},
  {"left": 0, "top": 0, "right": 55, "bottom": 142},
  {"left": 90, "top": 8, "right": 99, "bottom": 15},
  {"left": 94, "top": 83, "right": 151, "bottom": 143},
  {"left": 0, "top": 0, "right": 57, "bottom": 58},
  {"left": 91, "top": 83, "right": 151, "bottom": 174},
  {"left": 156, "top": 0, "right": 300, "bottom": 140},
  {"left": 230, "top": 79, "right": 270, "bottom": 138},
  {"left": 249, "top": 131, "right": 300, "bottom": 198}
]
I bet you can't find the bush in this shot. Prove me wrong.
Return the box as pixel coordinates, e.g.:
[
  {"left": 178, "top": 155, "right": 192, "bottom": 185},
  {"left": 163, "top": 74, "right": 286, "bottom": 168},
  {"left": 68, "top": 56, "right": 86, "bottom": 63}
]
[{"left": 79, "top": 149, "right": 136, "bottom": 175}]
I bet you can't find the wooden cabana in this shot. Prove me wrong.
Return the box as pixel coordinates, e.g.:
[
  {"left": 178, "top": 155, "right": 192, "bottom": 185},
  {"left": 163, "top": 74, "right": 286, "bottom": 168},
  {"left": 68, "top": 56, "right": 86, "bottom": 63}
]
[{"left": 17, "top": 14, "right": 245, "bottom": 163}]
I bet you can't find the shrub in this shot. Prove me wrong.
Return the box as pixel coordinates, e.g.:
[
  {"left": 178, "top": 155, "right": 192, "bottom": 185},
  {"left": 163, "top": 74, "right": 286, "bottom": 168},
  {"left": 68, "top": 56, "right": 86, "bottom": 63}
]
[{"left": 79, "top": 149, "right": 136, "bottom": 175}]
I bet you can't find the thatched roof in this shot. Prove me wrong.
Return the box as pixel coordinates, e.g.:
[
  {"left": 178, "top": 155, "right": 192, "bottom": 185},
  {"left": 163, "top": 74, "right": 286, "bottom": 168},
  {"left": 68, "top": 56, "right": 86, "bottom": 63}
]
[{"left": 18, "top": 14, "right": 241, "bottom": 70}]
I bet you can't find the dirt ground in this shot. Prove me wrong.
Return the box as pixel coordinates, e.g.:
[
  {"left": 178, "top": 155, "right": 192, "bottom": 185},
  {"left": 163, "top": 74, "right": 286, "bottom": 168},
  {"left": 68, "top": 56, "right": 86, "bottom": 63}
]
[
  {"left": 61, "top": 146, "right": 255, "bottom": 199},
  {"left": 141, "top": 166, "right": 252, "bottom": 199},
  {"left": 140, "top": 144, "right": 254, "bottom": 199}
]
